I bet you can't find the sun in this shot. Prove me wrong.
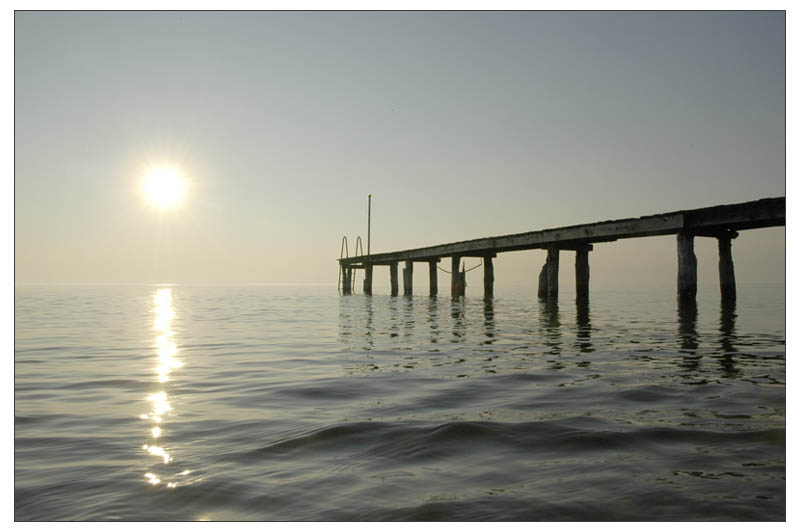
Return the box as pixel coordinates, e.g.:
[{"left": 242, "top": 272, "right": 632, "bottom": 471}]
[{"left": 143, "top": 167, "right": 185, "bottom": 209}]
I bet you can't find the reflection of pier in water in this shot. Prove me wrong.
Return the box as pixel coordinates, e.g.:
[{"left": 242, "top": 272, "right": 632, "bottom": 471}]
[
  {"left": 675, "top": 297, "right": 742, "bottom": 379},
  {"left": 482, "top": 298, "right": 496, "bottom": 345},
  {"left": 678, "top": 299, "right": 701, "bottom": 373},
  {"left": 427, "top": 296, "right": 440, "bottom": 345},
  {"left": 337, "top": 290, "right": 751, "bottom": 382},
  {"left": 718, "top": 300, "right": 741, "bottom": 378},
  {"left": 539, "top": 299, "right": 562, "bottom": 361},
  {"left": 575, "top": 297, "right": 593, "bottom": 354}
]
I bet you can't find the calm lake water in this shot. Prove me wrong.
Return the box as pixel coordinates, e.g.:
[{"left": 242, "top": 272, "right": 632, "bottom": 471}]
[{"left": 14, "top": 283, "right": 785, "bottom": 521}]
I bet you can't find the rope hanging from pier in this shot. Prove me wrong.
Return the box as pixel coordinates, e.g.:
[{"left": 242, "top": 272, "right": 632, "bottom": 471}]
[{"left": 437, "top": 259, "right": 483, "bottom": 275}]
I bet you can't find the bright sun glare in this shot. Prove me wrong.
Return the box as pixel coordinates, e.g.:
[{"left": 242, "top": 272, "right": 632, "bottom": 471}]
[{"left": 144, "top": 167, "right": 185, "bottom": 209}]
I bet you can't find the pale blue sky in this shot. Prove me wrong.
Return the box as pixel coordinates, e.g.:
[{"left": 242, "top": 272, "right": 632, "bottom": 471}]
[{"left": 14, "top": 11, "right": 785, "bottom": 288}]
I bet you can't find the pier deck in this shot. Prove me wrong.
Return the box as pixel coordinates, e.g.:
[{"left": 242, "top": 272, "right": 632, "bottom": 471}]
[{"left": 338, "top": 197, "right": 784, "bottom": 301}]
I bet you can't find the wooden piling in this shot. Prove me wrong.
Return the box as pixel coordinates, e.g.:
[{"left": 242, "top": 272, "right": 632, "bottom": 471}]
[
  {"left": 677, "top": 232, "right": 697, "bottom": 302},
  {"left": 363, "top": 263, "right": 373, "bottom": 296},
  {"left": 429, "top": 260, "right": 438, "bottom": 296},
  {"left": 483, "top": 255, "right": 494, "bottom": 298},
  {"left": 349, "top": 267, "right": 355, "bottom": 294},
  {"left": 718, "top": 235, "right": 736, "bottom": 302},
  {"left": 575, "top": 248, "right": 590, "bottom": 300},
  {"left": 451, "top": 256, "right": 464, "bottom": 297},
  {"left": 546, "top": 246, "right": 559, "bottom": 299},
  {"left": 537, "top": 261, "right": 548, "bottom": 299},
  {"left": 341, "top": 266, "right": 352, "bottom": 295},
  {"left": 389, "top": 261, "right": 398, "bottom": 296},
  {"left": 403, "top": 260, "right": 413, "bottom": 296}
]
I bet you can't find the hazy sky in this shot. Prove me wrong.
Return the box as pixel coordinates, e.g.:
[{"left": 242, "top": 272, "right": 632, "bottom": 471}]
[{"left": 14, "top": 11, "right": 785, "bottom": 289}]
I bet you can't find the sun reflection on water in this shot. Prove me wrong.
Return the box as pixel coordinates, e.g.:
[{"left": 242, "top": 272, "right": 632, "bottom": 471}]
[{"left": 141, "top": 288, "right": 184, "bottom": 488}]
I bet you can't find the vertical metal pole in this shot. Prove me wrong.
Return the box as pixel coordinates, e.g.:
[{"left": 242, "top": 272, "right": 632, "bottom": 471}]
[{"left": 367, "top": 194, "right": 371, "bottom": 259}]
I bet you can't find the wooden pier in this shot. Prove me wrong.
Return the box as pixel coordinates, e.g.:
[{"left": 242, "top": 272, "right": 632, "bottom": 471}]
[{"left": 338, "top": 197, "right": 785, "bottom": 303}]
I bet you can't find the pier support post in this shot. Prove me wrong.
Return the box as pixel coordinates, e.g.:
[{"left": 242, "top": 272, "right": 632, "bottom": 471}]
[
  {"left": 363, "top": 263, "right": 373, "bottom": 296},
  {"left": 547, "top": 246, "right": 559, "bottom": 299},
  {"left": 389, "top": 261, "right": 398, "bottom": 296},
  {"left": 538, "top": 247, "right": 559, "bottom": 299},
  {"left": 403, "top": 260, "right": 413, "bottom": 296},
  {"left": 537, "top": 262, "right": 548, "bottom": 298},
  {"left": 575, "top": 248, "right": 590, "bottom": 300},
  {"left": 677, "top": 232, "right": 697, "bottom": 303},
  {"left": 718, "top": 233, "right": 736, "bottom": 302},
  {"left": 483, "top": 255, "right": 494, "bottom": 298},
  {"left": 429, "top": 260, "right": 438, "bottom": 296},
  {"left": 341, "top": 266, "right": 352, "bottom": 295},
  {"left": 537, "top": 246, "right": 560, "bottom": 299},
  {"left": 451, "top": 256, "right": 465, "bottom": 297}
]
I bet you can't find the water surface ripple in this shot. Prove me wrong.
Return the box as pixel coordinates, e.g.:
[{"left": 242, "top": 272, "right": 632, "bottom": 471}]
[{"left": 15, "top": 284, "right": 785, "bottom": 520}]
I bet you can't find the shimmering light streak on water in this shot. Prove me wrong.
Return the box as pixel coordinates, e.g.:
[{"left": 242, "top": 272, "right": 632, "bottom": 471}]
[{"left": 141, "top": 289, "right": 183, "bottom": 486}]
